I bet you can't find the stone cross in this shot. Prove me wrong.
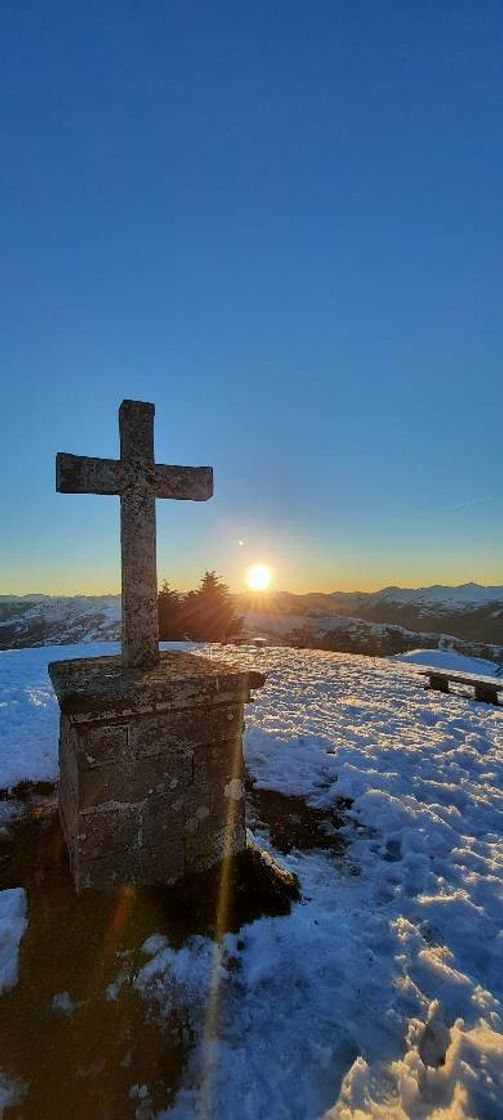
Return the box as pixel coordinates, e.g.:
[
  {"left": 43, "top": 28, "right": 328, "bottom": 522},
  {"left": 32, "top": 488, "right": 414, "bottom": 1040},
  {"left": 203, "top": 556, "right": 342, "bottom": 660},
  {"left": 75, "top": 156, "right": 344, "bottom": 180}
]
[{"left": 56, "top": 399, "right": 213, "bottom": 668}]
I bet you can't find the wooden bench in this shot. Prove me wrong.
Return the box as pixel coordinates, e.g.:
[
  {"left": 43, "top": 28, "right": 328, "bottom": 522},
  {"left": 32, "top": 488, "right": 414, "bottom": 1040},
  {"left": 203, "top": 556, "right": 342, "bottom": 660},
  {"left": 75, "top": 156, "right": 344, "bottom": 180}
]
[{"left": 419, "top": 668, "right": 502, "bottom": 706}]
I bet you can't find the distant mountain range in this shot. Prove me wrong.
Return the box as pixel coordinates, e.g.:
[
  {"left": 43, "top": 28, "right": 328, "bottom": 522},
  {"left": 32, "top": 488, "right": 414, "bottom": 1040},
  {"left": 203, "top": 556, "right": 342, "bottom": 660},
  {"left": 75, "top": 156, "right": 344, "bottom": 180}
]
[
  {"left": 0, "top": 583, "right": 501, "bottom": 660},
  {"left": 237, "top": 582, "right": 503, "bottom": 646},
  {"left": 0, "top": 594, "right": 120, "bottom": 649}
]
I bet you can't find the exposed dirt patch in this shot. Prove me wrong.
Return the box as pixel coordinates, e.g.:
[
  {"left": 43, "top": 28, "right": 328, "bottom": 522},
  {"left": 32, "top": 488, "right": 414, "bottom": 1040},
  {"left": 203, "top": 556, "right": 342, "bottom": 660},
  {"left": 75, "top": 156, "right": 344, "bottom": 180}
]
[{"left": 247, "top": 780, "right": 352, "bottom": 860}]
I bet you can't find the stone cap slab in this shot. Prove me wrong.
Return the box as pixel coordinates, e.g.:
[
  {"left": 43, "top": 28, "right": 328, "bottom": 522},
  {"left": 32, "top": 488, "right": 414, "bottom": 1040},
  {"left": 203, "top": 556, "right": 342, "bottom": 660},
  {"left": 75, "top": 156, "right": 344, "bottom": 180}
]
[{"left": 48, "top": 651, "right": 265, "bottom": 722}]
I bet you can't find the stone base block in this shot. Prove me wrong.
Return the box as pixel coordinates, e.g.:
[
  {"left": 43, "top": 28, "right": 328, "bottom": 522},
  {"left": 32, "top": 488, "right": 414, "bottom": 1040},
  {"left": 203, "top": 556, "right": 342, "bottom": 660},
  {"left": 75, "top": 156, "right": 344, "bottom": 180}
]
[{"left": 49, "top": 651, "right": 264, "bottom": 891}]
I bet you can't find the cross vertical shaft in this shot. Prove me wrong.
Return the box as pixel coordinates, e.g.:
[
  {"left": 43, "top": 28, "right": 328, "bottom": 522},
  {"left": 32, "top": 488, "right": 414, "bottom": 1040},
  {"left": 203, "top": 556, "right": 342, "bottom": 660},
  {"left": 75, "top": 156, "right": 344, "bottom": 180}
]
[{"left": 119, "top": 401, "right": 159, "bottom": 668}]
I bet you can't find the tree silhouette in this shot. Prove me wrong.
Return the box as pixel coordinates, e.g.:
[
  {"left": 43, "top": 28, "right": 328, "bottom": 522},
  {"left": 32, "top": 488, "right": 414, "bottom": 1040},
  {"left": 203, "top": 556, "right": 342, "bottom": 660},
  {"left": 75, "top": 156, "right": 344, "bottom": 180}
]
[
  {"left": 182, "top": 571, "right": 243, "bottom": 642},
  {"left": 158, "top": 581, "right": 185, "bottom": 641}
]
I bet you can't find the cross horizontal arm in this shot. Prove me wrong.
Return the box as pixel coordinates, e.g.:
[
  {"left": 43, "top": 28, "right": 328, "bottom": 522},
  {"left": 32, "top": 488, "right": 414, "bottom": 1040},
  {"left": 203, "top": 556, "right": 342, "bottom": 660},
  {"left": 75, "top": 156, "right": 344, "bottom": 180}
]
[
  {"left": 56, "top": 453, "right": 213, "bottom": 500},
  {"left": 56, "top": 453, "right": 124, "bottom": 495},
  {"left": 152, "top": 464, "right": 213, "bottom": 501}
]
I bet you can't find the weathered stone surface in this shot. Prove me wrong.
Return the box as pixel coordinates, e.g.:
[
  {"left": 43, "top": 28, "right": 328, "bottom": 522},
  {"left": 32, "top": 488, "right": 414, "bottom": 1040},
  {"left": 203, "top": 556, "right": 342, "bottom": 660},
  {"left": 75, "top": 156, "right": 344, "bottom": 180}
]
[
  {"left": 59, "top": 717, "right": 78, "bottom": 793},
  {"left": 183, "top": 770, "right": 245, "bottom": 862},
  {"left": 82, "top": 724, "right": 129, "bottom": 767},
  {"left": 78, "top": 839, "right": 186, "bottom": 891},
  {"left": 128, "top": 705, "right": 244, "bottom": 757},
  {"left": 76, "top": 804, "right": 141, "bottom": 860},
  {"left": 52, "top": 654, "right": 264, "bottom": 891},
  {"left": 49, "top": 652, "right": 264, "bottom": 721},
  {"left": 140, "top": 790, "right": 193, "bottom": 848},
  {"left": 75, "top": 749, "right": 193, "bottom": 811},
  {"left": 195, "top": 739, "right": 244, "bottom": 787},
  {"left": 59, "top": 795, "right": 79, "bottom": 872},
  {"left": 65, "top": 706, "right": 242, "bottom": 771},
  {"left": 120, "top": 488, "right": 158, "bottom": 671},
  {"left": 56, "top": 453, "right": 213, "bottom": 502},
  {"left": 184, "top": 819, "right": 247, "bottom": 875},
  {"left": 55, "top": 398, "right": 213, "bottom": 669}
]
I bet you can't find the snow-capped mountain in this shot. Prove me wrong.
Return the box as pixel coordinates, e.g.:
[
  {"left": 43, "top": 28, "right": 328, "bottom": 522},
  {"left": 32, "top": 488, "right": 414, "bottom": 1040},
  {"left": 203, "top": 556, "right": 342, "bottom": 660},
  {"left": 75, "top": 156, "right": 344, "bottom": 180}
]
[
  {"left": 239, "top": 582, "right": 503, "bottom": 645},
  {"left": 1, "top": 583, "right": 501, "bottom": 655},
  {"left": 332, "top": 583, "right": 503, "bottom": 643},
  {"left": 0, "top": 595, "right": 121, "bottom": 649},
  {"left": 366, "top": 582, "right": 503, "bottom": 608}
]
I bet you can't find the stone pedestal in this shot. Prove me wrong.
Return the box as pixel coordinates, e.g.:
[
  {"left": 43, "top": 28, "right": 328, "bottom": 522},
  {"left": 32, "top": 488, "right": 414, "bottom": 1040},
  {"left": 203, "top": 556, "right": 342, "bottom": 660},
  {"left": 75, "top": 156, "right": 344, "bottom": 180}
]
[{"left": 48, "top": 652, "right": 264, "bottom": 892}]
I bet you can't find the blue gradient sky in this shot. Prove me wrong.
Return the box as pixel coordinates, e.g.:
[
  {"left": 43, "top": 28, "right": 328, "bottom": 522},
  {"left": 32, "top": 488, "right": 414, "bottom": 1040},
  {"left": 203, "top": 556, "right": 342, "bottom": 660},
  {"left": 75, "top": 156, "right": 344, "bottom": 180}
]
[{"left": 1, "top": 1, "right": 502, "bottom": 594}]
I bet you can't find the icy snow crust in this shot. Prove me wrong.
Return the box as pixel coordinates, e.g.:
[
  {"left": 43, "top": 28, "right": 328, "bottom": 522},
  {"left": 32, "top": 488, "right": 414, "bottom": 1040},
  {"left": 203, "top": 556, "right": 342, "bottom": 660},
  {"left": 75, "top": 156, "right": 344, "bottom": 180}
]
[{"left": 1, "top": 643, "right": 502, "bottom": 1117}]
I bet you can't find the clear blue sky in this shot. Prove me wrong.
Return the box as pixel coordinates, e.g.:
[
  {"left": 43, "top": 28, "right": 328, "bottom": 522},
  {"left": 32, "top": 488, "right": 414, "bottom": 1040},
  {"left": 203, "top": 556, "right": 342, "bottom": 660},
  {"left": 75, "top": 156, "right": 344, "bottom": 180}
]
[{"left": 1, "top": 1, "right": 502, "bottom": 594}]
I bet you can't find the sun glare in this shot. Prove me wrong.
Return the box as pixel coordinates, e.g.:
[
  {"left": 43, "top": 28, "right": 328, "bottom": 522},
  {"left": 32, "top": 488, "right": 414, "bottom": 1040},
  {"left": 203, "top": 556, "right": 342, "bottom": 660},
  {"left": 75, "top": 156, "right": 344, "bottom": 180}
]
[{"left": 246, "top": 563, "right": 271, "bottom": 592}]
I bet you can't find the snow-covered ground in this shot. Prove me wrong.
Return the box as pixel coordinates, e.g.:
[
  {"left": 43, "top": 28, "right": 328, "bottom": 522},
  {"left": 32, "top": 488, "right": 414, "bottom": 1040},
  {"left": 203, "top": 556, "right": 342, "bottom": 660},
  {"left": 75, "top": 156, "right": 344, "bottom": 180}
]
[{"left": 1, "top": 642, "right": 502, "bottom": 1118}]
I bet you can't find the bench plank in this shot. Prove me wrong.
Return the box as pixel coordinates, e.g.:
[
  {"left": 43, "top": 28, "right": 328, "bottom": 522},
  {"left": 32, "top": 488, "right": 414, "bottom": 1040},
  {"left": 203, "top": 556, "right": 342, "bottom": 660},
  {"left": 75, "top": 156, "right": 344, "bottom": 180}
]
[{"left": 418, "top": 667, "right": 502, "bottom": 706}]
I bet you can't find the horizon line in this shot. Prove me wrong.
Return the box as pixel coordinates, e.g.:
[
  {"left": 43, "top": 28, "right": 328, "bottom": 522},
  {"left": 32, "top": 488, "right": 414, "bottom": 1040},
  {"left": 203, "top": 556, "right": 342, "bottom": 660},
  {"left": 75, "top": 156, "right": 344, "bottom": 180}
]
[{"left": 1, "top": 578, "right": 503, "bottom": 600}]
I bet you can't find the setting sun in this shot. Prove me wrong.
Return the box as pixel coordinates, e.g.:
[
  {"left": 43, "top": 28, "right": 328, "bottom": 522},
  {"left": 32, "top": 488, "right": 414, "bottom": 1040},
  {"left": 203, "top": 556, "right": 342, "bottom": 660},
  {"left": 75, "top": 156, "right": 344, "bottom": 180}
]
[{"left": 246, "top": 563, "right": 272, "bottom": 592}]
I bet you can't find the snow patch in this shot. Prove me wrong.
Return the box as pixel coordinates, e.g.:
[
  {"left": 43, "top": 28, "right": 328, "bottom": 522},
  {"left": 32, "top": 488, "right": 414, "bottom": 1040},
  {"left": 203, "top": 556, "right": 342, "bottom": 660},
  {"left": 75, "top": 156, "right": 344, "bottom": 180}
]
[
  {"left": 52, "top": 990, "right": 84, "bottom": 1015},
  {"left": 0, "top": 888, "right": 27, "bottom": 993},
  {"left": 395, "top": 648, "right": 500, "bottom": 677}
]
